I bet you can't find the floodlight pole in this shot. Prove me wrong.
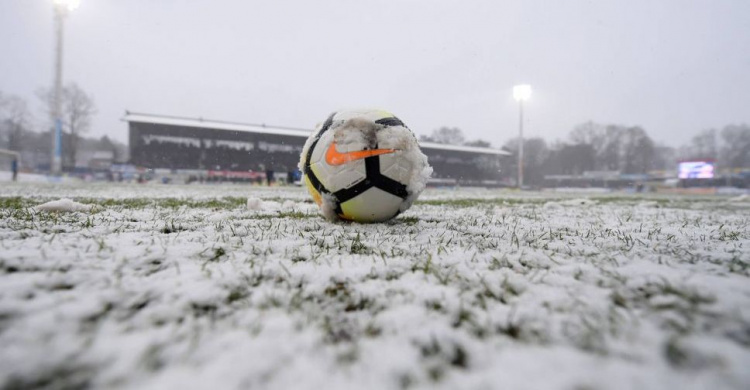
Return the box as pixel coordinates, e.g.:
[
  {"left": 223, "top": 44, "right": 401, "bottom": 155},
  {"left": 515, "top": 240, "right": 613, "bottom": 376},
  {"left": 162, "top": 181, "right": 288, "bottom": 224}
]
[
  {"left": 518, "top": 99, "right": 524, "bottom": 189},
  {"left": 513, "top": 84, "right": 531, "bottom": 189},
  {"left": 51, "top": 3, "right": 67, "bottom": 175}
]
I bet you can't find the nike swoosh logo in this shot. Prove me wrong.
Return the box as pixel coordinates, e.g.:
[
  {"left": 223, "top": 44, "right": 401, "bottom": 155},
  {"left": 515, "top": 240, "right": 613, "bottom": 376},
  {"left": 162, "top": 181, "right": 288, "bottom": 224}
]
[{"left": 325, "top": 143, "right": 396, "bottom": 166}]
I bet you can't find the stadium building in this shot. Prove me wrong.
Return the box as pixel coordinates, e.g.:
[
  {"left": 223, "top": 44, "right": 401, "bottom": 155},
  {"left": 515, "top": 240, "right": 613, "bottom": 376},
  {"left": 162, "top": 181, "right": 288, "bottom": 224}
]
[{"left": 124, "top": 112, "right": 509, "bottom": 186}]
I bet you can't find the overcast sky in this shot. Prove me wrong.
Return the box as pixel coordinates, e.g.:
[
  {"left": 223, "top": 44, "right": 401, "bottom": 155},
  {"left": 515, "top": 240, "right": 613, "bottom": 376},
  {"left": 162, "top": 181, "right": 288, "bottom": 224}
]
[{"left": 1, "top": 0, "right": 748, "bottom": 147}]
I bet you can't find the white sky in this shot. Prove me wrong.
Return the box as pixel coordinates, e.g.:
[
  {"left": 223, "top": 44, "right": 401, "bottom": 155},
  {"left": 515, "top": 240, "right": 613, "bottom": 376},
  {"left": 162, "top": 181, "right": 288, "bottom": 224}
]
[{"left": 1, "top": 0, "right": 749, "bottom": 147}]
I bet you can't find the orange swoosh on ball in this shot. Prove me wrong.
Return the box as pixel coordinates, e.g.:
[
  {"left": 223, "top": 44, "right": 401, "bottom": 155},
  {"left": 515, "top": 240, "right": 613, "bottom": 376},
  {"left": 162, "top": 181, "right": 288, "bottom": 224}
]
[{"left": 325, "top": 143, "right": 396, "bottom": 166}]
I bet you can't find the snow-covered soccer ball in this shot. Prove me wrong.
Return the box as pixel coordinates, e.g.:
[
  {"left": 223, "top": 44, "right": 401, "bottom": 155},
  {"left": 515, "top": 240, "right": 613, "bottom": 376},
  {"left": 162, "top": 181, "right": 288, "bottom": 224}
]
[{"left": 299, "top": 109, "right": 432, "bottom": 222}]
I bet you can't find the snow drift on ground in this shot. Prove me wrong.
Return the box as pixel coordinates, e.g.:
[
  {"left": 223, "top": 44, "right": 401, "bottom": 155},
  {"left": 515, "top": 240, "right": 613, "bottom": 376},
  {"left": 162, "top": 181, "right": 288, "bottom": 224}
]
[
  {"left": 34, "top": 198, "right": 96, "bottom": 212},
  {"left": 0, "top": 183, "right": 748, "bottom": 390}
]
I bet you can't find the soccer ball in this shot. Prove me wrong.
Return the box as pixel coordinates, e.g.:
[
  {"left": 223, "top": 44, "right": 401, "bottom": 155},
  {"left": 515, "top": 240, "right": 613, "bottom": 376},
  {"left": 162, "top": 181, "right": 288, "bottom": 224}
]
[{"left": 299, "top": 109, "right": 432, "bottom": 222}]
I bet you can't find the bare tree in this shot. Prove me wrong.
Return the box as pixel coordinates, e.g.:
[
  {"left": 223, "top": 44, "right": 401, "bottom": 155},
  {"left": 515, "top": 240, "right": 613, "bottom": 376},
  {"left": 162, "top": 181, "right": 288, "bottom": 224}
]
[
  {"left": 651, "top": 144, "right": 677, "bottom": 172},
  {"left": 720, "top": 124, "right": 750, "bottom": 174},
  {"left": 38, "top": 83, "right": 97, "bottom": 168},
  {"left": 0, "top": 91, "right": 7, "bottom": 148},
  {"left": 688, "top": 129, "right": 718, "bottom": 161},
  {"left": 0, "top": 93, "right": 32, "bottom": 152},
  {"left": 569, "top": 121, "right": 605, "bottom": 148},
  {"left": 620, "top": 126, "right": 655, "bottom": 174},
  {"left": 569, "top": 121, "right": 614, "bottom": 171},
  {"left": 551, "top": 143, "right": 596, "bottom": 175},
  {"left": 63, "top": 85, "right": 96, "bottom": 167},
  {"left": 567, "top": 123, "right": 655, "bottom": 174},
  {"left": 427, "top": 127, "right": 465, "bottom": 145},
  {"left": 599, "top": 125, "right": 623, "bottom": 171}
]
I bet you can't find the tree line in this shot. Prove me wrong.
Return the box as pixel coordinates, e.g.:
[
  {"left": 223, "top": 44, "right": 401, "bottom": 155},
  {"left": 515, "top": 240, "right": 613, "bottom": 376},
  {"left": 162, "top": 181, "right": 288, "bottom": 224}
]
[
  {"left": 0, "top": 84, "right": 125, "bottom": 169},
  {"left": 421, "top": 122, "right": 750, "bottom": 186}
]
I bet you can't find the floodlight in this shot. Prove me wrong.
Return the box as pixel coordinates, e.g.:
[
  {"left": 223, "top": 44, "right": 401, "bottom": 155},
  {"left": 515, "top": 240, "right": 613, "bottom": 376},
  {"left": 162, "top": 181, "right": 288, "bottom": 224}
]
[
  {"left": 53, "top": 0, "right": 80, "bottom": 11},
  {"left": 513, "top": 85, "right": 532, "bottom": 102}
]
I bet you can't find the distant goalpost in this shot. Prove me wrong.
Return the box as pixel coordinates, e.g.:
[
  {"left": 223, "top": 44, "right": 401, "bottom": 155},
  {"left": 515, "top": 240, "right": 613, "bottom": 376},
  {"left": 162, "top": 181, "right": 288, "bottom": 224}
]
[{"left": 0, "top": 149, "right": 20, "bottom": 181}]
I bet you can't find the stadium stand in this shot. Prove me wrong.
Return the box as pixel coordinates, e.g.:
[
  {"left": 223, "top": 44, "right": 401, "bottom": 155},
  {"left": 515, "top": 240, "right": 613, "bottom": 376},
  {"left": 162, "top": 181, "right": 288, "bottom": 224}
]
[{"left": 124, "top": 112, "right": 509, "bottom": 186}]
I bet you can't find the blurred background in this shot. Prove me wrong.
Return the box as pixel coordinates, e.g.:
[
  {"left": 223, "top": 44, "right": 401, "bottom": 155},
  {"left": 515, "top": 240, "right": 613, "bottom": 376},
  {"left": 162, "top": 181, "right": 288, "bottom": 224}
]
[{"left": 1, "top": 0, "right": 749, "bottom": 192}]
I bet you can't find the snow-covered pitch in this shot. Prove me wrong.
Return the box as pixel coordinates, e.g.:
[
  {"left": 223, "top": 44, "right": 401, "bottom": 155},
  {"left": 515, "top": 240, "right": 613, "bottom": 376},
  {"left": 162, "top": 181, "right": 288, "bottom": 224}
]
[{"left": 0, "top": 183, "right": 748, "bottom": 390}]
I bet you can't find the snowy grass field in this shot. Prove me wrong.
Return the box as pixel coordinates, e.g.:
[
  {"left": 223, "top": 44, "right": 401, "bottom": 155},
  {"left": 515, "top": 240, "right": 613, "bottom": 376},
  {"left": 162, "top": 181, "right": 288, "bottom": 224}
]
[{"left": 1, "top": 183, "right": 749, "bottom": 390}]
